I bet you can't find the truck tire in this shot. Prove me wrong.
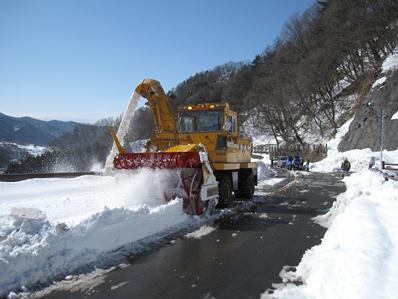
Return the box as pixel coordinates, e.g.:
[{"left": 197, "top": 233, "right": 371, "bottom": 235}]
[
  {"left": 235, "top": 170, "right": 255, "bottom": 199},
  {"left": 217, "top": 176, "right": 233, "bottom": 207}
]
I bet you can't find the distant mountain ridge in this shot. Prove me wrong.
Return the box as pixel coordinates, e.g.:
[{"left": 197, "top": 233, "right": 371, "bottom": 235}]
[{"left": 0, "top": 112, "right": 81, "bottom": 145}]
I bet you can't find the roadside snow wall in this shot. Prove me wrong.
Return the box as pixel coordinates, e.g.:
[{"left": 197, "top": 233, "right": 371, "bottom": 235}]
[
  {"left": 261, "top": 170, "right": 398, "bottom": 299},
  {"left": 0, "top": 199, "right": 188, "bottom": 296},
  {"left": 0, "top": 170, "right": 190, "bottom": 296}
]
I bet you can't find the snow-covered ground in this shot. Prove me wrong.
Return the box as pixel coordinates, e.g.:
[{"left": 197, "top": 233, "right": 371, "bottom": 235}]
[
  {"left": 0, "top": 170, "right": 177, "bottom": 226},
  {"left": 252, "top": 153, "right": 275, "bottom": 180},
  {"left": 311, "top": 117, "right": 398, "bottom": 173},
  {"left": 0, "top": 170, "right": 191, "bottom": 296},
  {"left": 262, "top": 169, "right": 398, "bottom": 299}
]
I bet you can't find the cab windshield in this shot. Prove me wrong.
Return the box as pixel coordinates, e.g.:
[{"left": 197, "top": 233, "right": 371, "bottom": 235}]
[{"left": 178, "top": 110, "right": 223, "bottom": 132}]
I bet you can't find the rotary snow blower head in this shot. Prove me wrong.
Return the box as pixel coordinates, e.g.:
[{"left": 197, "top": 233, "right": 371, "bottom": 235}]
[{"left": 111, "top": 136, "right": 218, "bottom": 216}]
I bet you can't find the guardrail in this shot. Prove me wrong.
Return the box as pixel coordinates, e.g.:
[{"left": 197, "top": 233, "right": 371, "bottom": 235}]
[
  {"left": 382, "top": 161, "right": 398, "bottom": 170},
  {"left": 253, "top": 143, "right": 328, "bottom": 161},
  {"left": 0, "top": 172, "right": 99, "bottom": 182},
  {"left": 253, "top": 144, "right": 278, "bottom": 154}
]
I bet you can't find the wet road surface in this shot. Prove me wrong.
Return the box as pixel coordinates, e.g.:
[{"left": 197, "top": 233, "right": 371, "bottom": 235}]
[{"left": 35, "top": 171, "right": 345, "bottom": 299}]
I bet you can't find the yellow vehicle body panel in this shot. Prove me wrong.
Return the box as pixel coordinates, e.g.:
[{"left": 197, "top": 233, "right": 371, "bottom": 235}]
[{"left": 164, "top": 144, "right": 198, "bottom": 153}]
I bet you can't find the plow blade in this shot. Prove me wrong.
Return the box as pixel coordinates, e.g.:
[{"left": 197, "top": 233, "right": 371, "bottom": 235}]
[{"left": 113, "top": 151, "right": 218, "bottom": 216}]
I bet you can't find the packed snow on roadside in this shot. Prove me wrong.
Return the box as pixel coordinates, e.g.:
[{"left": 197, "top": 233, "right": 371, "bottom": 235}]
[
  {"left": 391, "top": 110, "right": 398, "bottom": 120},
  {"left": 0, "top": 169, "right": 177, "bottom": 225},
  {"left": 252, "top": 153, "right": 277, "bottom": 182},
  {"left": 311, "top": 117, "right": 398, "bottom": 173},
  {"left": 261, "top": 108, "right": 398, "bottom": 298},
  {"left": 0, "top": 170, "right": 191, "bottom": 296},
  {"left": 262, "top": 169, "right": 398, "bottom": 299}
]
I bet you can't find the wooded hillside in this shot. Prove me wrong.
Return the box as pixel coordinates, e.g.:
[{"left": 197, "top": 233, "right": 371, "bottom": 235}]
[{"left": 170, "top": 0, "right": 398, "bottom": 144}]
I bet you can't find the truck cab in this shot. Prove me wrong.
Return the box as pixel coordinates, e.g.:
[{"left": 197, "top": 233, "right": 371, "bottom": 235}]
[{"left": 177, "top": 103, "right": 253, "bottom": 170}]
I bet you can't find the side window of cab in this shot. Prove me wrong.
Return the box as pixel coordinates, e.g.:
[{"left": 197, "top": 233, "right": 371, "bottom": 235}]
[{"left": 225, "top": 114, "right": 236, "bottom": 133}]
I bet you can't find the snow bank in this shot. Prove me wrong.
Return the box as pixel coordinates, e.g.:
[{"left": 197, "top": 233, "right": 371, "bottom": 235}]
[
  {"left": 262, "top": 170, "right": 398, "bottom": 299},
  {"left": 252, "top": 154, "right": 276, "bottom": 181},
  {"left": 258, "top": 160, "right": 276, "bottom": 181},
  {"left": 311, "top": 117, "right": 353, "bottom": 172},
  {"left": 310, "top": 117, "right": 398, "bottom": 173},
  {"left": 0, "top": 199, "right": 188, "bottom": 296},
  {"left": 0, "top": 169, "right": 191, "bottom": 296},
  {"left": 0, "top": 169, "right": 173, "bottom": 226},
  {"left": 261, "top": 99, "right": 398, "bottom": 298}
]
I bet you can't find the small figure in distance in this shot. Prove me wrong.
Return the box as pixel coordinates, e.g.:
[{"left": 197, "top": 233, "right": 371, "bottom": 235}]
[
  {"left": 294, "top": 155, "right": 301, "bottom": 170},
  {"left": 304, "top": 159, "right": 310, "bottom": 171},
  {"left": 341, "top": 158, "right": 351, "bottom": 178},
  {"left": 287, "top": 154, "right": 293, "bottom": 170}
]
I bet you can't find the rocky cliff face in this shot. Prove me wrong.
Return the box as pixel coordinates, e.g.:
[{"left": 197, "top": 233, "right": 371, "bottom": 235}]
[{"left": 339, "top": 57, "right": 398, "bottom": 152}]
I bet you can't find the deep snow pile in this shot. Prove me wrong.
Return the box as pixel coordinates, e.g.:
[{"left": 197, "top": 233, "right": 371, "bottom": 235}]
[
  {"left": 0, "top": 170, "right": 190, "bottom": 296},
  {"left": 0, "top": 170, "right": 176, "bottom": 226},
  {"left": 252, "top": 154, "right": 275, "bottom": 181},
  {"left": 262, "top": 170, "right": 398, "bottom": 299}
]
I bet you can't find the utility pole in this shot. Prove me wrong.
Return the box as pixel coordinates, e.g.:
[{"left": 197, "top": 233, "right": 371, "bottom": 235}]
[{"left": 380, "top": 108, "right": 384, "bottom": 168}]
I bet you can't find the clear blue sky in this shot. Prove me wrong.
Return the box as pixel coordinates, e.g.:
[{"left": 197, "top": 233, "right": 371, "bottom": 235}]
[{"left": 0, "top": 0, "right": 314, "bottom": 122}]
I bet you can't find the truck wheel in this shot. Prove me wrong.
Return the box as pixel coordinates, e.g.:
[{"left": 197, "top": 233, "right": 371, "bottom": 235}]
[
  {"left": 236, "top": 171, "right": 255, "bottom": 199},
  {"left": 217, "top": 176, "right": 233, "bottom": 207}
]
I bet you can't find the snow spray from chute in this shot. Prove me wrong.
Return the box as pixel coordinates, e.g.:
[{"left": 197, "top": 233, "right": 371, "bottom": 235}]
[{"left": 104, "top": 91, "right": 141, "bottom": 175}]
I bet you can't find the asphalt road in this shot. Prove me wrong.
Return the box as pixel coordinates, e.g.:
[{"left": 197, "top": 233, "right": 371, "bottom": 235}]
[{"left": 35, "top": 171, "right": 345, "bottom": 299}]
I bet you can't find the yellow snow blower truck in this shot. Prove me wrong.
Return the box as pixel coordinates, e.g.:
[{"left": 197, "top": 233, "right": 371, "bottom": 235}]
[{"left": 111, "top": 79, "right": 257, "bottom": 215}]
